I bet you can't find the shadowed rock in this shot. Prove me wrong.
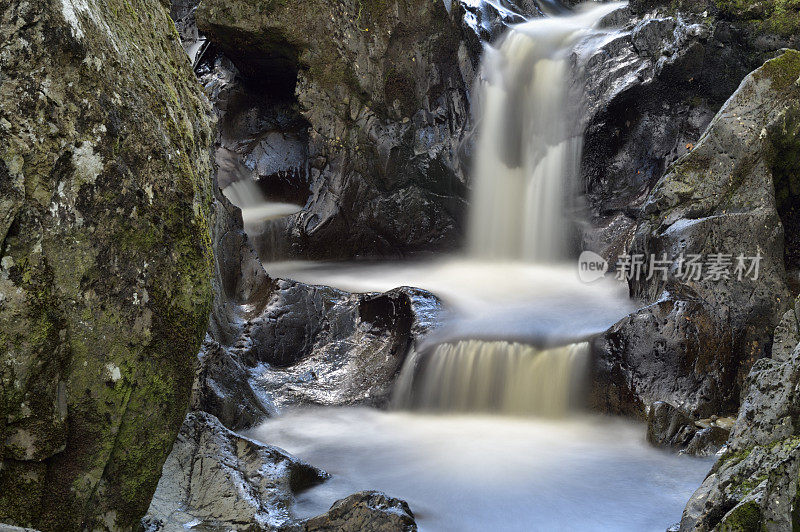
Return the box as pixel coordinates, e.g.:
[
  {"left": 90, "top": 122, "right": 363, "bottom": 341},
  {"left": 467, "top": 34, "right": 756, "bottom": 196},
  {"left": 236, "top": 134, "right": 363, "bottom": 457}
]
[
  {"left": 593, "top": 50, "right": 800, "bottom": 418},
  {"left": 195, "top": 0, "right": 476, "bottom": 260},
  {"left": 578, "top": 6, "right": 796, "bottom": 259},
  {"left": 679, "top": 295, "right": 800, "bottom": 530},
  {"left": 303, "top": 491, "right": 417, "bottom": 532}
]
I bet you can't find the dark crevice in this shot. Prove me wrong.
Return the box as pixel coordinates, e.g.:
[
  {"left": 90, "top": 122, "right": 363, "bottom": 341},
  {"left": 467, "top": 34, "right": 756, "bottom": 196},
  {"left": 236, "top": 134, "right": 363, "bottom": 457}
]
[{"left": 769, "top": 105, "right": 800, "bottom": 287}]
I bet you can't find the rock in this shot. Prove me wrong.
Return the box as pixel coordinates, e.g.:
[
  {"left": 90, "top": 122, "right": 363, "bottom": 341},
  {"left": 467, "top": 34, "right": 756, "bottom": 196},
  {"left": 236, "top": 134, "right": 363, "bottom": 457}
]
[
  {"left": 196, "top": 0, "right": 475, "bottom": 260},
  {"left": 302, "top": 491, "right": 417, "bottom": 532},
  {"left": 246, "top": 283, "right": 443, "bottom": 410},
  {"left": 772, "top": 297, "right": 800, "bottom": 362},
  {"left": 456, "top": 0, "right": 539, "bottom": 42},
  {"left": 678, "top": 327, "right": 800, "bottom": 529},
  {"left": 0, "top": 1, "right": 215, "bottom": 529},
  {"left": 713, "top": 0, "right": 800, "bottom": 38},
  {"left": 144, "top": 411, "right": 328, "bottom": 531},
  {"left": 591, "top": 299, "right": 721, "bottom": 417},
  {"left": 580, "top": 212, "right": 637, "bottom": 270},
  {"left": 593, "top": 51, "right": 800, "bottom": 418},
  {"left": 191, "top": 337, "right": 277, "bottom": 431},
  {"left": 683, "top": 426, "right": 729, "bottom": 457},
  {"left": 577, "top": 6, "right": 795, "bottom": 260},
  {"left": 647, "top": 401, "right": 697, "bottom": 449},
  {"left": 646, "top": 401, "right": 730, "bottom": 456}
]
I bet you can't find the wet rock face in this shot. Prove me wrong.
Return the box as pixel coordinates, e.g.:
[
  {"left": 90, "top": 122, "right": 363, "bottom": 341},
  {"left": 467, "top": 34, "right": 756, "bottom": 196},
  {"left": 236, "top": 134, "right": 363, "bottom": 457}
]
[
  {"left": 247, "top": 283, "right": 441, "bottom": 410},
  {"left": 196, "top": 0, "right": 475, "bottom": 260},
  {"left": 646, "top": 401, "right": 731, "bottom": 457},
  {"left": 679, "top": 299, "right": 800, "bottom": 530},
  {"left": 303, "top": 491, "right": 417, "bottom": 532},
  {"left": 144, "top": 411, "right": 328, "bottom": 532},
  {"left": 593, "top": 51, "right": 799, "bottom": 418},
  {"left": 0, "top": 1, "right": 214, "bottom": 529},
  {"left": 577, "top": 7, "right": 791, "bottom": 256},
  {"left": 205, "top": 57, "right": 311, "bottom": 205},
  {"left": 194, "top": 277, "right": 442, "bottom": 426}
]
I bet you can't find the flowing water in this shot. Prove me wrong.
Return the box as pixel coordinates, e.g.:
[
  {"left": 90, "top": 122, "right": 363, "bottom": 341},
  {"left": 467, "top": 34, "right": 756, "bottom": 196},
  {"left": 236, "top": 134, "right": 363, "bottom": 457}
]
[
  {"left": 222, "top": 180, "right": 301, "bottom": 227},
  {"left": 248, "top": 409, "right": 712, "bottom": 532},
  {"left": 245, "top": 3, "right": 713, "bottom": 530},
  {"left": 393, "top": 341, "right": 589, "bottom": 416}
]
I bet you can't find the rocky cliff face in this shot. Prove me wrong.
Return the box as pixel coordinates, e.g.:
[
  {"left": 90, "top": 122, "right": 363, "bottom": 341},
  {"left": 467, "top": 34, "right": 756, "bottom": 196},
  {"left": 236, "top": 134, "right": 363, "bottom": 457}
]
[
  {"left": 0, "top": 1, "right": 215, "bottom": 530},
  {"left": 194, "top": 0, "right": 477, "bottom": 260},
  {"left": 578, "top": 2, "right": 798, "bottom": 264},
  {"left": 679, "top": 297, "right": 800, "bottom": 530},
  {"left": 592, "top": 50, "right": 800, "bottom": 419}
]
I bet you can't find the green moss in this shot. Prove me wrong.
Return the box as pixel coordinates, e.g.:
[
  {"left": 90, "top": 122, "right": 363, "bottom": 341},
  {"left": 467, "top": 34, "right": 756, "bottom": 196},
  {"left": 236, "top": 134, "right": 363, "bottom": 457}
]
[
  {"left": 717, "top": 445, "right": 754, "bottom": 469},
  {"left": 0, "top": 0, "right": 215, "bottom": 529},
  {"left": 718, "top": 500, "right": 766, "bottom": 531},
  {"left": 714, "top": 0, "right": 800, "bottom": 36},
  {"left": 753, "top": 49, "right": 800, "bottom": 92}
]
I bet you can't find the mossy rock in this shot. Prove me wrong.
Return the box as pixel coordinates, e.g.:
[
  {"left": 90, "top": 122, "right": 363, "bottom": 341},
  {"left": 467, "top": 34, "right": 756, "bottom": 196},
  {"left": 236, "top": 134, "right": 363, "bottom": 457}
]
[
  {"left": 714, "top": 0, "right": 800, "bottom": 37},
  {"left": 0, "top": 1, "right": 214, "bottom": 530}
]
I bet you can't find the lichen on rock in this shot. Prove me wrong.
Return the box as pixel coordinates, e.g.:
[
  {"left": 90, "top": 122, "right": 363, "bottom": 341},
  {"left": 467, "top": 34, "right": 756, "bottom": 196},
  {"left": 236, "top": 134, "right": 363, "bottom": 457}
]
[
  {"left": 679, "top": 297, "right": 800, "bottom": 530},
  {"left": 0, "top": 0, "right": 215, "bottom": 529}
]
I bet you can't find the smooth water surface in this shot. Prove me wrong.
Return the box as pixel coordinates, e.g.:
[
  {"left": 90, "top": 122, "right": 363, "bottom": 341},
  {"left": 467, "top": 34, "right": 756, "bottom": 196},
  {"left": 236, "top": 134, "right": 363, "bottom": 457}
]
[{"left": 249, "top": 408, "right": 711, "bottom": 532}]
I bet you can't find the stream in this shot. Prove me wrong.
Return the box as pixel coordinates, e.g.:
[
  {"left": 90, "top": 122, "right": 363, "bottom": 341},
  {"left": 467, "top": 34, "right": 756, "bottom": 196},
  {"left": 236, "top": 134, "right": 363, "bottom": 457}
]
[{"left": 239, "top": 3, "right": 715, "bottom": 530}]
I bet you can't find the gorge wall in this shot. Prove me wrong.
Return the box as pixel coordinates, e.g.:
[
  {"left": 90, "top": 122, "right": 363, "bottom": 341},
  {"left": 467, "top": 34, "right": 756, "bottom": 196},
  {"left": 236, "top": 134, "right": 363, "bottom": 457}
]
[{"left": 0, "top": 0, "right": 215, "bottom": 529}]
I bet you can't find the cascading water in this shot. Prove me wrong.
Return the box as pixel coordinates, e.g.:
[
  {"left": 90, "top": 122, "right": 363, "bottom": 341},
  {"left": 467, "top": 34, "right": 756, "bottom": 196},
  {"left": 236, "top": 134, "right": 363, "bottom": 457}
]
[
  {"left": 391, "top": 4, "right": 623, "bottom": 416},
  {"left": 222, "top": 180, "right": 301, "bottom": 228},
  {"left": 217, "top": 148, "right": 302, "bottom": 228},
  {"left": 250, "top": 6, "right": 714, "bottom": 529},
  {"left": 393, "top": 341, "right": 589, "bottom": 416},
  {"left": 468, "top": 6, "right": 622, "bottom": 262}
]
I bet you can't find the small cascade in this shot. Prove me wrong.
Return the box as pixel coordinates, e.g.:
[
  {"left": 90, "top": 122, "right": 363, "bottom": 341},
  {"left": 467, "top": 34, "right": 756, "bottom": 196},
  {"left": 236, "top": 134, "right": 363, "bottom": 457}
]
[
  {"left": 222, "top": 180, "right": 301, "bottom": 227},
  {"left": 393, "top": 341, "right": 589, "bottom": 417},
  {"left": 217, "top": 148, "right": 301, "bottom": 228}
]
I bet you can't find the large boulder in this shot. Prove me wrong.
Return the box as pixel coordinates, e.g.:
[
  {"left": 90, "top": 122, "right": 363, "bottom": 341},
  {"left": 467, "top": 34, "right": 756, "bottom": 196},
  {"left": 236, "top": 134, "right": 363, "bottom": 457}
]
[
  {"left": 593, "top": 50, "right": 800, "bottom": 417},
  {"left": 195, "top": 0, "right": 476, "bottom": 260},
  {"left": 193, "top": 275, "right": 442, "bottom": 428},
  {"left": 145, "top": 414, "right": 418, "bottom": 532},
  {"left": 0, "top": 1, "right": 215, "bottom": 529},
  {"left": 247, "top": 283, "right": 442, "bottom": 410},
  {"left": 144, "top": 411, "right": 327, "bottom": 531},
  {"left": 679, "top": 299, "right": 800, "bottom": 530},
  {"left": 578, "top": 6, "right": 796, "bottom": 261}
]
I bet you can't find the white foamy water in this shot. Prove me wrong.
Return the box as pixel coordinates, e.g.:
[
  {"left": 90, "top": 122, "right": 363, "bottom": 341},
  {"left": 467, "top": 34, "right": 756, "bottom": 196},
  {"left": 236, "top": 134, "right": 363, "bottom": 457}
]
[
  {"left": 222, "top": 180, "right": 301, "bottom": 227},
  {"left": 248, "top": 408, "right": 712, "bottom": 532},
  {"left": 266, "top": 259, "right": 634, "bottom": 346}
]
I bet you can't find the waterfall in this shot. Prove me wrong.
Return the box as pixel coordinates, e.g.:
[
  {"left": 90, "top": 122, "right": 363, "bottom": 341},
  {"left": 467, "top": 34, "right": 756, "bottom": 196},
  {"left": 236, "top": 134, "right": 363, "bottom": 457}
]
[
  {"left": 393, "top": 341, "right": 589, "bottom": 417},
  {"left": 217, "top": 148, "right": 301, "bottom": 227},
  {"left": 468, "top": 4, "right": 621, "bottom": 262},
  {"left": 222, "top": 180, "right": 300, "bottom": 227},
  {"left": 393, "top": 4, "right": 624, "bottom": 417}
]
